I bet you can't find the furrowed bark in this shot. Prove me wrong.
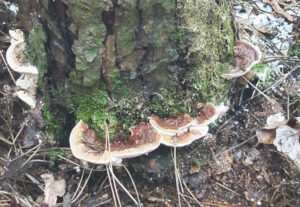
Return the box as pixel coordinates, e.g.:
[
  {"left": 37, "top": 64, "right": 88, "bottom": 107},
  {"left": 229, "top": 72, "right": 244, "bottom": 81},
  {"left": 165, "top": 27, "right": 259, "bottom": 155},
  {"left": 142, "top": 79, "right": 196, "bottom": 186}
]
[{"left": 18, "top": 0, "right": 234, "bottom": 142}]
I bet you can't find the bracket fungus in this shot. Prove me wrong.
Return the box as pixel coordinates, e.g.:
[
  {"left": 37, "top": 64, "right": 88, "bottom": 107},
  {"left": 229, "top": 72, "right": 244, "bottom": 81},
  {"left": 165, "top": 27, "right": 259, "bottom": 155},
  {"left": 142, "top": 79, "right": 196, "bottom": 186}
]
[
  {"left": 69, "top": 103, "right": 227, "bottom": 165},
  {"left": 221, "top": 40, "right": 262, "bottom": 79},
  {"left": 6, "top": 30, "right": 38, "bottom": 108},
  {"left": 70, "top": 121, "right": 161, "bottom": 165}
]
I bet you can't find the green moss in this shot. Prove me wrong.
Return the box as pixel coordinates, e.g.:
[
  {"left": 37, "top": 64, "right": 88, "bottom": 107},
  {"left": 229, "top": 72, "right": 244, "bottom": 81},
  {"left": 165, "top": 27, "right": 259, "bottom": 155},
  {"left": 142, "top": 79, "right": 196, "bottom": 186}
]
[
  {"left": 288, "top": 40, "right": 300, "bottom": 58},
  {"left": 42, "top": 107, "right": 64, "bottom": 138},
  {"left": 25, "top": 17, "right": 47, "bottom": 87},
  {"left": 148, "top": 88, "right": 190, "bottom": 118},
  {"left": 73, "top": 88, "right": 109, "bottom": 137},
  {"left": 45, "top": 150, "right": 67, "bottom": 162},
  {"left": 23, "top": 0, "right": 234, "bottom": 143},
  {"left": 253, "top": 62, "right": 273, "bottom": 86},
  {"left": 25, "top": 17, "right": 66, "bottom": 140},
  {"left": 177, "top": 0, "right": 234, "bottom": 103}
]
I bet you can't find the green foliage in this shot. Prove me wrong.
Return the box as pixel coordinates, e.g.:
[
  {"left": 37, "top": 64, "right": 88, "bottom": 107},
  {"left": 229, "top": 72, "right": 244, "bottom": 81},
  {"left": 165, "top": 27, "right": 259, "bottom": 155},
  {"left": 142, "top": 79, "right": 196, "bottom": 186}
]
[
  {"left": 149, "top": 88, "right": 189, "bottom": 117},
  {"left": 177, "top": 0, "right": 234, "bottom": 103},
  {"left": 25, "top": 17, "right": 66, "bottom": 140},
  {"left": 25, "top": 17, "right": 47, "bottom": 87},
  {"left": 252, "top": 63, "right": 273, "bottom": 86},
  {"left": 23, "top": 0, "right": 234, "bottom": 144},
  {"left": 288, "top": 40, "right": 300, "bottom": 57},
  {"left": 74, "top": 88, "right": 111, "bottom": 138},
  {"left": 42, "top": 108, "right": 64, "bottom": 139},
  {"left": 46, "top": 150, "right": 67, "bottom": 162}
]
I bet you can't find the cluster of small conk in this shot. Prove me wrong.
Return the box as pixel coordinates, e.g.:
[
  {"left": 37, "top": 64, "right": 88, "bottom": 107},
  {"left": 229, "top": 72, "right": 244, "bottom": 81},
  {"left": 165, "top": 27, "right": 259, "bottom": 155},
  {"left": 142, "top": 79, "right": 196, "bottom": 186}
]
[
  {"left": 69, "top": 103, "right": 228, "bottom": 165},
  {"left": 6, "top": 30, "right": 38, "bottom": 108}
]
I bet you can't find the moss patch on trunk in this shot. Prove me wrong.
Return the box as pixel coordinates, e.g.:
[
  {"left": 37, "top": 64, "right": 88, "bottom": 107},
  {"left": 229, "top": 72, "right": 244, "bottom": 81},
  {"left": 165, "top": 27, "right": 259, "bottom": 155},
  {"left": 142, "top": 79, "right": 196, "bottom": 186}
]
[
  {"left": 177, "top": 0, "right": 234, "bottom": 103},
  {"left": 24, "top": 0, "right": 234, "bottom": 142}
]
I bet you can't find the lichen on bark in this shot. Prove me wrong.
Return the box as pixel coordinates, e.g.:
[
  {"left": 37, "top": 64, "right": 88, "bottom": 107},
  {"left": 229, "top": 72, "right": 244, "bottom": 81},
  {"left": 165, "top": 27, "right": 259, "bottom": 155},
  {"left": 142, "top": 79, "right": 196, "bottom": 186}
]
[
  {"left": 20, "top": 0, "right": 234, "bottom": 142},
  {"left": 67, "top": 0, "right": 112, "bottom": 86}
]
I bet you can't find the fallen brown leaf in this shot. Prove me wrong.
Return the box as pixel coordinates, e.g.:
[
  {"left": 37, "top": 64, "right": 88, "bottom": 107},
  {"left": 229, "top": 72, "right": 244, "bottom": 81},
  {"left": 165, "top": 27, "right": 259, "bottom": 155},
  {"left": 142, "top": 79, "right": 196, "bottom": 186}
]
[
  {"left": 189, "top": 164, "right": 200, "bottom": 174},
  {"left": 256, "top": 128, "right": 276, "bottom": 144}
]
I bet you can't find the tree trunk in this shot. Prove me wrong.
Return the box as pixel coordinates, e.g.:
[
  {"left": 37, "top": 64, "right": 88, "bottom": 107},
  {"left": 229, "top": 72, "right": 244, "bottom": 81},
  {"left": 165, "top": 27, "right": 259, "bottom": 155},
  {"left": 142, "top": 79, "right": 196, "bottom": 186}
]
[{"left": 18, "top": 0, "right": 234, "bottom": 142}]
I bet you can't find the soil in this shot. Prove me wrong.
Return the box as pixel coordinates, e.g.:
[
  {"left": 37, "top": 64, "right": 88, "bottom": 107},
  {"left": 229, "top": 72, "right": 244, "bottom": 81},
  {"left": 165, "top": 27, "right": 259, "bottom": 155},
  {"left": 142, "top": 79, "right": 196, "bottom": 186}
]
[{"left": 0, "top": 0, "right": 300, "bottom": 206}]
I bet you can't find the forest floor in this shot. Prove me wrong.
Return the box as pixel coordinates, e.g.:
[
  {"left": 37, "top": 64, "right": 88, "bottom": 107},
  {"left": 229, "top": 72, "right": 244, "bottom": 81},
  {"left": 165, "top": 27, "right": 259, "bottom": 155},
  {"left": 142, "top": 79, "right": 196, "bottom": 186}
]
[{"left": 0, "top": 0, "right": 300, "bottom": 206}]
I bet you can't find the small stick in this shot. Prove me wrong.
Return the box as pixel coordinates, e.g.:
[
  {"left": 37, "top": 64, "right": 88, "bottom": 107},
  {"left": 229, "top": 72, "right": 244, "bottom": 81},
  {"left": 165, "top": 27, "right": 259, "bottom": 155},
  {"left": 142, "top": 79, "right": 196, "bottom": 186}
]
[
  {"left": 10, "top": 142, "right": 41, "bottom": 162},
  {"left": 17, "top": 144, "right": 41, "bottom": 170},
  {"left": 57, "top": 154, "right": 105, "bottom": 172},
  {"left": 93, "top": 199, "right": 112, "bottom": 206},
  {"left": 215, "top": 182, "right": 241, "bottom": 196},
  {"left": 182, "top": 182, "right": 203, "bottom": 206},
  {"left": 25, "top": 173, "right": 44, "bottom": 191},
  {"left": 109, "top": 167, "right": 140, "bottom": 206},
  {"left": 13, "top": 120, "right": 28, "bottom": 145},
  {"left": 287, "top": 93, "right": 290, "bottom": 119},
  {"left": 105, "top": 123, "right": 121, "bottom": 207},
  {"left": 72, "top": 168, "right": 85, "bottom": 200},
  {"left": 0, "top": 50, "right": 16, "bottom": 85},
  {"left": 106, "top": 166, "right": 118, "bottom": 207},
  {"left": 0, "top": 114, "right": 15, "bottom": 144},
  {"left": 0, "top": 190, "right": 38, "bottom": 207},
  {"left": 122, "top": 165, "right": 141, "bottom": 205},
  {"left": 250, "top": 78, "right": 260, "bottom": 99},
  {"left": 180, "top": 193, "right": 235, "bottom": 207},
  {"left": 0, "top": 113, "right": 18, "bottom": 156},
  {"left": 215, "top": 135, "right": 256, "bottom": 157},
  {"left": 0, "top": 134, "right": 13, "bottom": 145},
  {"left": 72, "top": 165, "right": 94, "bottom": 204},
  {"left": 242, "top": 65, "right": 300, "bottom": 104},
  {"left": 242, "top": 76, "right": 275, "bottom": 104},
  {"left": 173, "top": 145, "right": 182, "bottom": 207}
]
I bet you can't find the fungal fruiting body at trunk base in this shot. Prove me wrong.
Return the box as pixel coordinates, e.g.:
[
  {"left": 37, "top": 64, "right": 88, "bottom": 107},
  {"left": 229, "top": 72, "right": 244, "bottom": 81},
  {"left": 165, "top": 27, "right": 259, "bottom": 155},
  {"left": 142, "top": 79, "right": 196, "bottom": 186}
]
[
  {"left": 6, "top": 29, "right": 38, "bottom": 108},
  {"left": 69, "top": 103, "right": 228, "bottom": 165}
]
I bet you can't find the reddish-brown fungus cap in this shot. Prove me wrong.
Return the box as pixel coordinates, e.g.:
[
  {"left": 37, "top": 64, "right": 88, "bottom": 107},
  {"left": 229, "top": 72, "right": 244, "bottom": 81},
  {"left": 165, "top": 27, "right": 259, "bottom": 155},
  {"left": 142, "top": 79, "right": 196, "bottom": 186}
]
[
  {"left": 161, "top": 126, "right": 209, "bottom": 147},
  {"left": 69, "top": 121, "right": 161, "bottom": 165},
  {"left": 111, "top": 122, "right": 161, "bottom": 158},
  {"left": 149, "top": 114, "right": 196, "bottom": 135},
  {"left": 70, "top": 103, "right": 227, "bottom": 164},
  {"left": 69, "top": 120, "right": 121, "bottom": 164},
  {"left": 149, "top": 103, "right": 220, "bottom": 147},
  {"left": 221, "top": 40, "right": 262, "bottom": 79}
]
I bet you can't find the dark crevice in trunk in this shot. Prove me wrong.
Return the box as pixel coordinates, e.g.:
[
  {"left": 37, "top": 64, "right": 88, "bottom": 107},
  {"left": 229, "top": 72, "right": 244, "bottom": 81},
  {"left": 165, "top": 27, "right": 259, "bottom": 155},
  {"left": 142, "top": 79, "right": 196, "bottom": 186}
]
[
  {"left": 136, "top": 0, "right": 149, "bottom": 99},
  {"left": 39, "top": 0, "right": 76, "bottom": 146},
  {"left": 43, "top": 0, "right": 75, "bottom": 86},
  {"left": 101, "top": 10, "right": 114, "bottom": 36},
  {"left": 101, "top": 3, "right": 116, "bottom": 100},
  {"left": 111, "top": 0, "right": 121, "bottom": 75}
]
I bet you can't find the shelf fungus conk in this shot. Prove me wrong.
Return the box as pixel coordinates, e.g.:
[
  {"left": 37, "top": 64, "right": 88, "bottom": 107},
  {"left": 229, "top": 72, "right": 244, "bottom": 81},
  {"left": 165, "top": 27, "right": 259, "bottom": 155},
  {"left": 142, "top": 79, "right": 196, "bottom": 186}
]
[
  {"left": 221, "top": 40, "right": 262, "bottom": 79},
  {"left": 70, "top": 103, "right": 228, "bottom": 165},
  {"left": 6, "top": 30, "right": 38, "bottom": 108}
]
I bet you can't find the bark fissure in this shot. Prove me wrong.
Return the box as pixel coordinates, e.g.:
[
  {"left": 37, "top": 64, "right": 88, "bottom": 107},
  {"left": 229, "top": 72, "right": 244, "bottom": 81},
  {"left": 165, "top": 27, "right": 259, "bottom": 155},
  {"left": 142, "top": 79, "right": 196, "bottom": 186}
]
[
  {"left": 101, "top": 6, "right": 116, "bottom": 98},
  {"left": 19, "top": 0, "right": 234, "bottom": 142},
  {"left": 136, "top": 0, "right": 148, "bottom": 97}
]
